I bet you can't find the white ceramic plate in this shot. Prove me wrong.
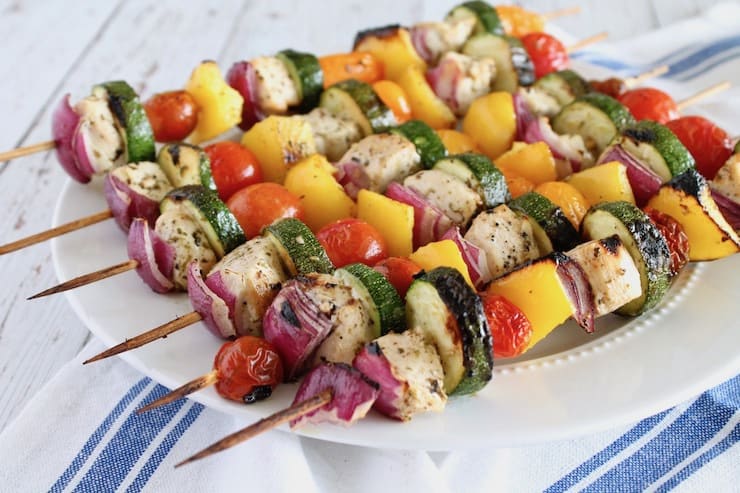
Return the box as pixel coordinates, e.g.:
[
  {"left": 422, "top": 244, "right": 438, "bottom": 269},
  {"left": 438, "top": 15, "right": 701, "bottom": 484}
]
[{"left": 52, "top": 174, "right": 740, "bottom": 452}]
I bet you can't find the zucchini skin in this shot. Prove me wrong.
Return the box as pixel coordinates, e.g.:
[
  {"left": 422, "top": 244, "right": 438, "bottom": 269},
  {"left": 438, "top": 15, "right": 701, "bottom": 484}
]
[
  {"left": 342, "top": 263, "right": 406, "bottom": 335},
  {"left": 264, "top": 218, "right": 335, "bottom": 275},
  {"left": 621, "top": 120, "right": 695, "bottom": 177},
  {"left": 157, "top": 143, "right": 216, "bottom": 191},
  {"left": 391, "top": 119, "right": 447, "bottom": 169},
  {"left": 277, "top": 49, "right": 324, "bottom": 112},
  {"left": 447, "top": 1, "right": 504, "bottom": 36},
  {"left": 509, "top": 192, "right": 580, "bottom": 251},
  {"left": 321, "top": 79, "right": 396, "bottom": 135},
  {"left": 454, "top": 152, "right": 509, "bottom": 208},
  {"left": 506, "top": 36, "right": 535, "bottom": 87},
  {"left": 97, "top": 80, "right": 156, "bottom": 164}
]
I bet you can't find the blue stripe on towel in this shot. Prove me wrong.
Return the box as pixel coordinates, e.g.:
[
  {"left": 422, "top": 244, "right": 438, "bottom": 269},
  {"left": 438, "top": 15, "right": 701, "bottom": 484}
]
[
  {"left": 49, "top": 378, "right": 150, "bottom": 493},
  {"left": 660, "top": 35, "right": 740, "bottom": 78},
  {"left": 582, "top": 377, "right": 739, "bottom": 492},
  {"left": 676, "top": 49, "right": 740, "bottom": 82},
  {"left": 544, "top": 409, "right": 671, "bottom": 493},
  {"left": 126, "top": 403, "right": 205, "bottom": 493},
  {"left": 70, "top": 383, "right": 186, "bottom": 492}
]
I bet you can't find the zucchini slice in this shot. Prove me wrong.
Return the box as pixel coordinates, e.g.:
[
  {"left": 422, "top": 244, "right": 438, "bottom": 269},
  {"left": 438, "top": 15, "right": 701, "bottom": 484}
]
[
  {"left": 263, "top": 218, "right": 334, "bottom": 275},
  {"left": 335, "top": 263, "right": 406, "bottom": 336},
  {"left": 552, "top": 93, "right": 635, "bottom": 157},
  {"left": 157, "top": 143, "right": 215, "bottom": 191},
  {"left": 160, "top": 185, "right": 245, "bottom": 258},
  {"left": 390, "top": 119, "right": 447, "bottom": 169},
  {"left": 533, "top": 69, "right": 592, "bottom": 107},
  {"left": 611, "top": 121, "right": 695, "bottom": 181},
  {"left": 581, "top": 201, "right": 671, "bottom": 315},
  {"left": 509, "top": 192, "right": 580, "bottom": 251},
  {"left": 93, "top": 80, "right": 155, "bottom": 164},
  {"left": 319, "top": 79, "right": 396, "bottom": 136},
  {"left": 433, "top": 152, "right": 509, "bottom": 208},
  {"left": 446, "top": 1, "right": 504, "bottom": 36},
  {"left": 462, "top": 33, "right": 535, "bottom": 93},
  {"left": 276, "top": 49, "right": 323, "bottom": 112},
  {"left": 406, "top": 266, "right": 493, "bottom": 396}
]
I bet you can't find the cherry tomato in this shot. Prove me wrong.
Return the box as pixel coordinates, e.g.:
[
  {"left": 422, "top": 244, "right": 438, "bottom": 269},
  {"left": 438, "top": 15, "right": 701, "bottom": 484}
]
[
  {"left": 643, "top": 206, "right": 690, "bottom": 276},
  {"left": 143, "top": 90, "right": 199, "bottom": 142},
  {"left": 214, "top": 336, "right": 283, "bottom": 404},
  {"left": 520, "top": 32, "right": 569, "bottom": 79},
  {"left": 479, "top": 292, "right": 533, "bottom": 358},
  {"left": 227, "top": 182, "right": 304, "bottom": 238},
  {"left": 618, "top": 87, "right": 678, "bottom": 124},
  {"left": 316, "top": 218, "right": 388, "bottom": 268},
  {"left": 372, "top": 80, "right": 412, "bottom": 123},
  {"left": 665, "top": 116, "right": 734, "bottom": 180},
  {"left": 373, "top": 256, "right": 422, "bottom": 298},
  {"left": 588, "top": 77, "right": 627, "bottom": 99},
  {"left": 204, "top": 141, "right": 263, "bottom": 202}
]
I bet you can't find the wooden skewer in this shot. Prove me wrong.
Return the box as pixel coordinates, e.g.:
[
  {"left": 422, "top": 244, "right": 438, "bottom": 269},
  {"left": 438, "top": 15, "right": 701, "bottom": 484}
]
[
  {"left": 623, "top": 65, "right": 670, "bottom": 88},
  {"left": 0, "top": 209, "right": 113, "bottom": 256},
  {"left": 542, "top": 6, "right": 581, "bottom": 21},
  {"left": 567, "top": 31, "right": 609, "bottom": 53},
  {"left": 175, "top": 389, "right": 333, "bottom": 468},
  {"left": 83, "top": 311, "right": 202, "bottom": 364},
  {"left": 137, "top": 370, "right": 218, "bottom": 414},
  {"left": 0, "top": 140, "right": 56, "bottom": 163},
  {"left": 27, "top": 258, "right": 137, "bottom": 300},
  {"left": 676, "top": 81, "right": 731, "bottom": 111}
]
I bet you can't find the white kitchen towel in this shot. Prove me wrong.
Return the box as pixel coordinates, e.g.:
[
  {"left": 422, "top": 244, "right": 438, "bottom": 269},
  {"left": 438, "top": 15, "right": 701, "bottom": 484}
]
[{"left": 2, "top": 3, "right": 740, "bottom": 492}]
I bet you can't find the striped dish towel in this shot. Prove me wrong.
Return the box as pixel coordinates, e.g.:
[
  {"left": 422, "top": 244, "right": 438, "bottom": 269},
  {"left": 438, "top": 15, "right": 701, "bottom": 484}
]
[{"left": 2, "top": 4, "right": 740, "bottom": 492}]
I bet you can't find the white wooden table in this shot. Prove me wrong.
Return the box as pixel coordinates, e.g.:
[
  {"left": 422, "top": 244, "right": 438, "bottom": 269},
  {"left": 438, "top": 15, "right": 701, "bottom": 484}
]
[{"left": 0, "top": 0, "right": 728, "bottom": 435}]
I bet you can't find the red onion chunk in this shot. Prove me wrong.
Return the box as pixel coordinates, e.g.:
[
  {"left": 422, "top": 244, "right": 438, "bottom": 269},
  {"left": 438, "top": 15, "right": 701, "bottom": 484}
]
[
  {"left": 262, "top": 277, "right": 335, "bottom": 381},
  {"left": 290, "top": 362, "right": 379, "bottom": 429},
  {"left": 410, "top": 25, "right": 434, "bottom": 64},
  {"left": 513, "top": 91, "right": 536, "bottom": 142},
  {"left": 203, "top": 270, "right": 238, "bottom": 331},
  {"left": 71, "top": 119, "right": 98, "bottom": 179},
  {"left": 334, "top": 161, "right": 370, "bottom": 201},
  {"left": 425, "top": 58, "right": 462, "bottom": 114},
  {"left": 353, "top": 343, "right": 405, "bottom": 420},
  {"left": 127, "top": 218, "right": 175, "bottom": 294},
  {"left": 556, "top": 254, "right": 595, "bottom": 333},
  {"left": 226, "top": 61, "right": 264, "bottom": 131},
  {"left": 524, "top": 116, "right": 586, "bottom": 173},
  {"left": 103, "top": 174, "right": 161, "bottom": 232},
  {"left": 599, "top": 145, "right": 662, "bottom": 206},
  {"left": 51, "top": 95, "right": 90, "bottom": 183},
  {"left": 711, "top": 188, "right": 740, "bottom": 230},
  {"left": 441, "top": 226, "right": 492, "bottom": 289},
  {"left": 385, "top": 182, "right": 453, "bottom": 249},
  {"left": 187, "top": 261, "right": 237, "bottom": 339}
]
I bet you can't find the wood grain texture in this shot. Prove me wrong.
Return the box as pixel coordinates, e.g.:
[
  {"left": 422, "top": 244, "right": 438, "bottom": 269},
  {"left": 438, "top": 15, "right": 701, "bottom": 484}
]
[{"left": 0, "top": 0, "right": 722, "bottom": 435}]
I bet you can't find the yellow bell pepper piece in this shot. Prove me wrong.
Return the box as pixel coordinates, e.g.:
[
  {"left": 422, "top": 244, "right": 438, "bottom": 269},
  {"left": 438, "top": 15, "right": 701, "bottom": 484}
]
[
  {"left": 241, "top": 115, "right": 316, "bottom": 184},
  {"left": 185, "top": 61, "right": 243, "bottom": 144},
  {"left": 357, "top": 189, "right": 414, "bottom": 257},
  {"left": 284, "top": 155, "right": 356, "bottom": 232},
  {"left": 397, "top": 66, "right": 456, "bottom": 130},
  {"left": 486, "top": 255, "right": 573, "bottom": 351},
  {"left": 462, "top": 92, "right": 516, "bottom": 160},
  {"left": 566, "top": 161, "right": 636, "bottom": 206},
  {"left": 494, "top": 141, "right": 558, "bottom": 185},
  {"left": 535, "top": 181, "right": 590, "bottom": 229},
  {"left": 409, "top": 240, "right": 473, "bottom": 288},
  {"left": 354, "top": 27, "right": 426, "bottom": 82},
  {"left": 435, "top": 129, "right": 480, "bottom": 154}
]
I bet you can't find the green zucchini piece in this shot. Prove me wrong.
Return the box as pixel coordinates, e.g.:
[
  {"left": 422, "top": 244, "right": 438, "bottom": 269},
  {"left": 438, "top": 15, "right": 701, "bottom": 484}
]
[
  {"left": 552, "top": 93, "right": 635, "bottom": 157},
  {"left": 157, "top": 143, "right": 215, "bottom": 191},
  {"left": 390, "top": 120, "right": 447, "bottom": 169},
  {"left": 160, "top": 185, "right": 245, "bottom": 258},
  {"left": 446, "top": 1, "right": 504, "bottom": 36},
  {"left": 263, "top": 218, "right": 334, "bottom": 275},
  {"left": 276, "top": 49, "right": 323, "bottom": 112},
  {"left": 533, "top": 69, "right": 592, "bottom": 107},
  {"left": 336, "top": 263, "right": 406, "bottom": 337},
  {"left": 433, "top": 152, "right": 509, "bottom": 208},
  {"left": 612, "top": 120, "right": 695, "bottom": 181},
  {"left": 93, "top": 80, "right": 155, "bottom": 164},
  {"left": 462, "top": 34, "right": 534, "bottom": 93},
  {"left": 319, "top": 79, "right": 396, "bottom": 136},
  {"left": 581, "top": 201, "right": 671, "bottom": 315},
  {"left": 406, "top": 267, "right": 493, "bottom": 396},
  {"left": 509, "top": 192, "right": 580, "bottom": 251}
]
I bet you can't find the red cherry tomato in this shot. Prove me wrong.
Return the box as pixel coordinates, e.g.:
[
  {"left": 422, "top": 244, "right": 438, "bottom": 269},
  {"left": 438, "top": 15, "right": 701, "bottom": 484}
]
[
  {"left": 227, "top": 182, "right": 304, "bottom": 238},
  {"left": 665, "top": 116, "right": 734, "bottom": 179},
  {"left": 316, "top": 218, "right": 388, "bottom": 268},
  {"left": 520, "top": 32, "right": 569, "bottom": 79},
  {"left": 213, "top": 336, "right": 283, "bottom": 404},
  {"left": 373, "top": 256, "right": 422, "bottom": 298},
  {"left": 479, "top": 292, "right": 533, "bottom": 358},
  {"left": 143, "top": 90, "right": 199, "bottom": 142},
  {"left": 618, "top": 87, "right": 678, "bottom": 124},
  {"left": 588, "top": 77, "right": 627, "bottom": 99},
  {"left": 204, "top": 141, "right": 263, "bottom": 202},
  {"left": 643, "top": 206, "right": 690, "bottom": 276}
]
